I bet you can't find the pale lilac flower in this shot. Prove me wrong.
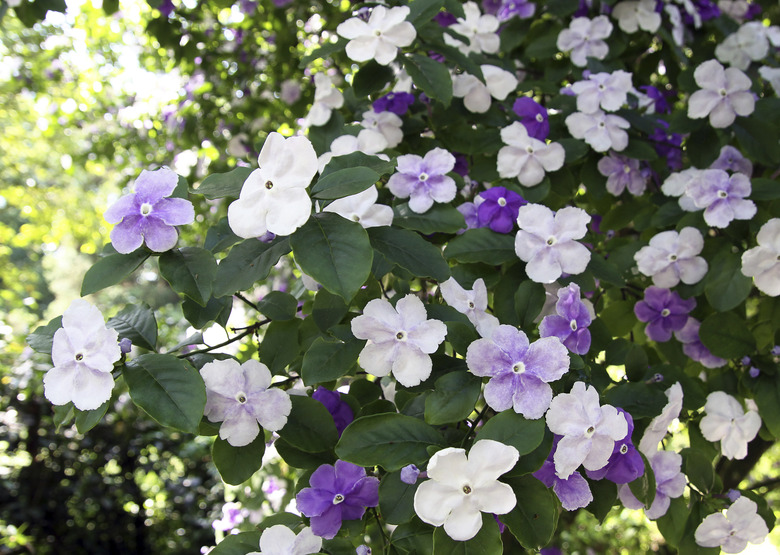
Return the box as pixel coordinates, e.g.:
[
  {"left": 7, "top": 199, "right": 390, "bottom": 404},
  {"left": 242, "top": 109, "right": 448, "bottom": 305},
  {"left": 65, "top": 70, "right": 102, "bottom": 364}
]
[
  {"left": 227, "top": 133, "right": 317, "bottom": 238},
  {"left": 545, "top": 381, "right": 628, "bottom": 479},
  {"left": 248, "top": 524, "right": 322, "bottom": 555},
  {"left": 514, "top": 203, "right": 591, "bottom": 284},
  {"left": 355, "top": 546, "right": 371, "bottom": 555},
  {"left": 538, "top": 283, "right": 594, "bottom": 355},
  {"left": 296, "top": 460, "right": 379, "bottom": 539},
  {"left": 350, "top": 295, "right": 448, "bottom": 387},
  {"left": 700, "top": 391, "right": 761, "bottom": 460},
  {"left": 570, "top": 71, "right": 634, "bottom": 113},
  {"left": 476, "top": 186, "right": 526, "bottom": 234},
  {"left": 497, "top": 0, "right": 535, "bottom": 20},
  {"left": 442, "top": 1, "right": 500, "bottom": 55},
  {"left": 336, "top": 5, "right": 416, "bottom": 65},
  {"left": 43, "top": 299, "right": 121, "bottom": 411},
  {"left": 466, "top": 325, "right": 569, "bottom": 418},
  {"left": 586, "top": 409, "right": 644, "bottom": 484},
  {"left": 119, "top": 338, "right": 132, "bottom": 354},
  {"left": 688, "top": 59, "right": 755, "bottom": 128},
  {"left": 400, "top": 464, "right": 421, "bottom": 485},
  {"left": 759, "top": 65, "right": 780, "bottom": 96},
  {"left": 710, "top": 145, "right": 752, "bottom": 176},
  {"left": 597, "top": 152, "right": 647, "bottom": 196},
  {"left": 457, "top": 201, "right": 480, "bottom": 232},
  {"left": 413, "top": 440, "right": 519, "bottom": 541},
  {"left": 686, "top": 170, "right": 756, "bottom": 228},
  {"left": 200, "top": 359, "right": 292, "bottom": 447},
  {"left": 715, "top": 22, "right": 780, "bottom": 71},
  {"left": 674, "top": 318, "right": 728, "bottom": 368},
  {"left": 306, "top": 73, "right": 344, "bottom": 127},
  {"left": 565, "top": 109, "right": 630, "bottom": 153},
  {"left": 322, "top": 186, "right": 394, "bottom": 228},
  {"left": 312, "top": 387, "right": 354, "bottom": 436},
  {"left": 618, "top": 450, "right": 686, "bottom": 519},
  {"left": 212, "top": 502, "right": 246, "bottom": 532},
  {"left": 361, "top": 110, "right": 404, "bottom": 149},
  {"left": 497, "top": 122, "right": 565, "bottom": 187},
  {"left": 741, "top": 218, "right": 780, "bottom": 296},
  {"left": 280, "top": 79, "right": 301, "bottom": 105},
  {"left": 634, "top": 227, "right": 708, "bottom": 288},
  {"left": 557, "top": 16, "right": 614, "bottom": 67},
  {"left": 634, "top": 287, "right": 696, "bottom": 342},
  {"left": 533, "top": 437, "right": 593, "bottom": 510},
  {"left": 611, "top": 0, "right": 662, "bottom": 33},
  {"left": 387, "top": 148, "right": 456, "bottom": 214},
  {"left": 439, "top": 277, "right": 500, "bottom": 338},
  {"left": 512, "top": 97, "right": 549, "bottom": 141},
  {"left": 452, "top": 65, "right": 518, "bottom": 114},
  {"left": 695, "top": 497, "right": 769, "bottom": 553},
  {"left": 104, "top": 167, "right": 194, "bottom": 254},
  {"left": 638, "top": 382, "right": 684, "bottom": 456},
  {"left": 660, "top": 168, "right": 702, "bottom": 212}
]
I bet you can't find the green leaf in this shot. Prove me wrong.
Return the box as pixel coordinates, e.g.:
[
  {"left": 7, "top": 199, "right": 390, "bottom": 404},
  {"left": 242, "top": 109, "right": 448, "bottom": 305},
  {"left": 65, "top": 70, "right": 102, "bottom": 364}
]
[
  {"left": 311, "top": 167, "right": 381, "bottom": 200},
  {"left": 587, "top": 479, "right": 617, "bottom": 523},
  {"left": 391, "top": 519, "right": 434, "bottom": 554},
  {"left": 734, "top": 117, "right": 780, "bottom": 166},
  {"left": 393, "top": 203, "right": 466, "bottom": 234},
  {"left": 75, "top": 401, "right": 109, "bottom": 434},
  {"left": 213, "top": 237, "right": 291, "bottom": 297},
  {"left": 408, "top": 0, "right": 443, "bottom": 24},
  {"left": 432, "top": 514, "right": 503, "bottom": 554},
  {"left": 681, "top": 447, "right": 714, "bottom": 493},
  {"left": 257, "top": 291, "right": 298, "bottom": 321},
  {"left": 699, "top": 311, "right": 756, "bottom": 359},
  {"left": 193, "top": 167, "right": 252, "bottom": 199},
  {"left": 704, "top": 250, "right": 753, "bottom": 312},
  {"left": 299, "top": 37, "right": 348, "bottom": 67},
  {"left": 312, "top": 288, "right": 349, "bottom": 332},
  {"left": 589, "top": 252, "right": 626, "bottom": 287},
  {"left": 208, "top": 530, "right": 263, "bottom": 555},
  {"left": 159, "top": 247, "right": 217, "bottom": 306},
  {"left": 204, "top": 217, "right": 242, "bottom": 253},
  {"left": 53, "top": 403, "right": 75, "bottom": 431},
  {"left": 503, "top": 475, "right": 558, "bottom": 549},
  {"left": 258, "top": 319, "right": 301, "bottom": 374},
  {"left": 336, "top": 413, "right": 445, "bottom": 471},
  {"left": 628, "top": 450, "right": 656, "bottom": 508},
  {"left": 750, "top": 177, "right": 780, "bottom": 200},
  {"left": 476, "top": 411, "right": 546, "bottom": 456},
  {"left": 320, "top": 151, "right": 396, "bottom": 178},
  {"left": 514, "top": 281, "right": 546, "bottom": 329},
  {"left": 182, "top": 296, "right": 232, "bottom": 330},
  {"left": 290, "top": 213, "right": 373, "bottom": 302},
  {"left": 753, "top": 373, "right": 780, "bottom": 439},
  {"left": 368, "top": 226, "right": 451, "bottom": 282},
  {"left": 404, "top": 54, "right": 452, "bottom": 106},
  {"left": 123, "top": 354, "right": 206, "bottom": 433},
  {"left": 352, "top": 60, "right": 395, "bottom": 97},
  {"left": 81, "top": 250, "right": 150, "bottom": 296},
  {"left": 212, "top": 435, "right": 266, "bottom": 485},
  {"left": 27, "top": 316, "right": 62, "bottom": 355},
  {"left": 107, "top": 304, "right": 158, "bottom": 351},
  {"left": 275, "top": 438, "right": 335, "bottom": 469},
  {"left": 278, "top": 395, "right": 339, "bottom": 453},
  {"left": 620, "top": 139, "right": 659, "bottom": 161},
  {"left": 444, "top": 228, "right": 516, "bottom": 265},
  {"left": 379, "top": 471, "right": 419, "bottom": 525},
  {"left": 558, "top": 138, "right": 589, "bottom": 163},
  {"left": 301, "top": 337, "right": 364, "bottom": 386},
  {"left": 424, "top": 371, "right": 481, "bottom": 425},
  {"left": 600, "top": 300, "right": 637, "bottom": 338},
  {"left": 655, "top": 495, "right": 689, "bottom": 548}
]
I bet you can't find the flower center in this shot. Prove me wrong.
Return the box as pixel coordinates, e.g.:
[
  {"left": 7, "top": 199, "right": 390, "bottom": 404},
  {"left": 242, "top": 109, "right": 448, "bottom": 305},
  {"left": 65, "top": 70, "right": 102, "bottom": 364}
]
[
  {"left": 374, "top": 29, "right": 381, "bottom": 36},
  {"left": 661, "top": 308, "right": 671, "bottom": 317},
  {"left": 333, "top": 493, "right": 345, "bottom": 504},
  {"left": 352, "top": 214, "right": 361, "bottom": 222},
  {"left": 396, "top": 331, "right": 407, "bottom": 341},
  {"left": 235, "top": 392, "right": 248, "bottom": 404},
  {"left": 512, "top": 361, "right": 526, "bottom": 374},
  {"left": 535, "top": 113, "right": 544, "bottom": 122},
  {"left": 570, "top": 319, "right": 578, "bottom": 331},
  {"left": 75, "top": 352, "right": 84, "bottom": 361},
  {"left": 620, "top": 444, "right": 628, "bottom": 455},
  {"left": 585, "top": 425, "right": 595, "bottom": 438},
  {"left": 140, "top": 203, "right": 153, "bottom": 216},
  {"left": 546, "top": 236, "right": 556, "bottom": 246},
  {"left": 598, "top": 84, "right": 605, "bottom": 91},
  {"left": 462, "top": 485, "right": 472, "bottom": 494},
  {"left": 265, "top": 180, "right": 273, "bottom": 190},
  {"left": 623, "top": 164, "right": 631, "bottom": 174},
  {"left": 598, "top": 121, "right": 606, "bottom": 128},
  {"left": 526, "top": 146, "right": 534, "bottom": 154},
  {"left": 717, "top": 190, "right": 728, "bottom": 198},
  {"left": 468, "top": 301, "right": 475, "bottom": 309},
  {"left": 668, "top": 254, "right": 678, "bottom": 262},
  {"left": 497, "top": 197, "right": 507, "bottom": 207},
  {"left": 419, "top": 172, "right": 429, "bottom": 182},
  {"left": 719, "top": 88, "right": 727, "bottom": 97}
]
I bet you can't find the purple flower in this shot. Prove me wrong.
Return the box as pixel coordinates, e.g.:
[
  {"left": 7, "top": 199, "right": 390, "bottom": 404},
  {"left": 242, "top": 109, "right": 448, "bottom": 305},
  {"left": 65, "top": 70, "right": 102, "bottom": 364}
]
[
  {"left": 457, "top": 202, "right": 481, "bottom": 233},
  {"left": 685, "top": 170, "right": 756, "bottom": 229},
  {"left": 634, "top": 287, "right": 696, "bottom": 342},
  {"left": 710, "top": 145, "right": 753, "bottom": 177},
  {"left": 212, "top": 502, "right": 245, "bottom": 532},
  {"left": 586, "top": 409, "right": 644, "bottom": 484},
  {"left": 453, "top": 153, "right": 469, "bottom": 176},
  {"left": 640, "top": 85, "right": 672, "bottom": 114},
  {"left": 157, "top": 0, "right": 175, "bottom": 17},
  {"left": 597, "top": 152, "right": 648, "bottom": 196},
  {"left": 674, "top": 317, "right": 727, "bottom": 368},
  {"left": 476, "top": 186, "right": 526, "bottom": 234},
  {"left": 312, "top": 387, "right": 354, "bottom": 436},
  {"left": 400, "top": 464, "right": 421, "bottom": 484},
  {"left": 372, "top": 92, "right": 415, "bottom": 115},
  {"left": 296, "top": 460, "right": 379, "bottom": 539},
  {"left": 539, "top": 283, "right": 593, "bottom": 355},
  {"left": 497, "top": 0, "right": 536, "bottom": 21},
  {"left": 119, "top": 338, "right": 132, "bottom": 354},
  {"left": 387, "top": 148, "right": 457, "bottom": 214},
  {"left": 512, "top": 97, "right": 549, "bottom": 141},
  {"left": 434, "top": 11, "right": 457, "bottom": 26},
  {"left": 533, "top": 436, "right": 593, "bottom": 510},
  {"left": 648, "top": 122, "right": 683, "bottom": 171},
  {"left": 466, "top": 325, "right": 569, "bottom": 419},
  {"left": 104, "top": 168, "right": 195, "bottom": 254}
]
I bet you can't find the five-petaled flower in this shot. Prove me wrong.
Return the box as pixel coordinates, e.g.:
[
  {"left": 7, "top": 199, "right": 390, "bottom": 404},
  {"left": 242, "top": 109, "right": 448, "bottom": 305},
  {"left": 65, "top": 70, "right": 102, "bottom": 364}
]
[
  {"left": 741, "top": 218, "right": 780, "bottom": 296},
  {"left": 336, "top": 5, "right": 416, "bottom": 66},
  {"left": 634, "top": 227, "right": 708, "bottom": 287},
  {"left": 539, "top": 283, "right": 594, "bottom": 355},
  {"left": 695, "top": 497, "right": 769, "bottom": 553},
  {"left": 248, "top": 525, "right": 322, "bottom": 555},
  {"left": 498, "top": 122, "right": 565, "bottom": 187},
  {"left": 688, "top": 59, "right": 755, "bottom": 128},
  {"left": 700, "top": 391, "right": 761, "bottom": 460},
  {"left": 388, "top": 148, "right": 457, "bottom": 214}
]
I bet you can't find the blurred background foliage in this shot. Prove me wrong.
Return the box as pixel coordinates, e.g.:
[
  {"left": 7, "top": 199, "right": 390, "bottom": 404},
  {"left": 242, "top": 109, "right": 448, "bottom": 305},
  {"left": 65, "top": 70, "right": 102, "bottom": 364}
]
[{"left": 1, "top": 0, "right": 778, "bottom": 553}]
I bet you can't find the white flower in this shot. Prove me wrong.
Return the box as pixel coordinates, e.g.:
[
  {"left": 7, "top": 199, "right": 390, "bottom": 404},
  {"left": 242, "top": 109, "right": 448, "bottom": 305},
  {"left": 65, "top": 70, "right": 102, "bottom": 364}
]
[
  {"left": 200, "top": 359, "right": 292, "bottom": 447},
  {"left": 557, "top": 16, "right": 613, "bottom": 67},
  {"left": 361, "top": 110, "right": 404, "bottom": 149},
  {"left": 442, "top": 2, "right": 500, "bottom": 56},
  {"left": 439, "top": 277, "right": 499, "bottom": 338},
  {"left": 322, "top": 185, "right": 393, "bottom": 228},
  {"left": 350, "top": 295, "right": 447, "bottom": 387},
  {"left": 565, "top": 109, "right": 630, "bottom": 152},
  {"left": 43, "top": 299, "right": 121, "bottom": 411},
  {"left": 413, "top": 439, "right": 519, "bottom": 541},
  {"left": 497, "top": 122, "right": 565, "bottom": 187},
  {"left": 634, "top": 227, "right": 708, "bottom": 287},
  {"left": 638, "top": 383, "right": 684, "bottom": 456},
  {"left": 688, "top": 59, "right": 755, "bottom": 128},
  {"left": 248, "top": 525, "right": 322, "bottom": 555},
  {"left": 228, "top": 133, "right": 317, "bottom": 238},
  {"left": 759, "top": 66, "right": 780, "bottom": 96},
  {"left": 570, "top": 71, "right": 633, "bottom": 113},
  {"left": 611, "top": 0, "right": 661, "bottom": 33},
  {"left": 545, "top": 381, "right": 628, "bottom": 479},
  {"left": 716, "top": 22, "right": 780, "bottom": 71},
  {"left": 660, "top": 168, "right": 704, "bottom": 212},
  {"left": 306, "top": 73, "right": 344, "bottom": 127},
  {"left": 742, "top": 218, "right": 780, "bottom": 296},
  {"left": 336, "top": 5, "right": 416, "bottom": 66},
  {"left": 514, "top": 203, "right": 591, "bottom": 284},
  {"left": 695, "top": 497, "right": 769, "bottom": 553},
  {"left": 452, "top": 65, "right": 518, "bottom": 114},
  {"left": 700, "top": 391, "right": 761, "bottom": 460}
]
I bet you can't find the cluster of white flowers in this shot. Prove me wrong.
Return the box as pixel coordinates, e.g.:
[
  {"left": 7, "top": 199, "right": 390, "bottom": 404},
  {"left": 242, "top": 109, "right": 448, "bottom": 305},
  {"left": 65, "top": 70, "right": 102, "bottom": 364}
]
[
  {"left": 452, "top": 65, "right": 518, "bottom": 114},
  {"left": 566, "top": 70, "right": 632, "bottom": 152},
  {"left": 715, "top": 21, "right": 780, "bottom": 70},
  {"left": 442, "top": 2, "right": 500, "bottom": 56},
  {"left": 557, "top": 16, "right": 613, "bottom": 67}
]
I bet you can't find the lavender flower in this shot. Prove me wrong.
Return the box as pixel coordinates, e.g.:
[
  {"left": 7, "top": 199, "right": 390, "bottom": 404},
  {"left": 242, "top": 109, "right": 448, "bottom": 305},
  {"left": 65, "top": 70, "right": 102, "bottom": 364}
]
[
  {"left": 639, "top": 85, "right": 672, "bottom": 114},
  {"left": 372, "top": 92, "right": 415, "bottom": 115},
  {"left": 634, "top": 227, "right": 708, "bottom": 288},
  {"left": 512, "top": 97, "right": 549, "bottom": 141},
  {"left": 387, "top": 148, "right": 457, "bottom": 213},
  {"left": 685, "top": 170, "right": 756, "bottom": 229},
  {"left": 533, "top": 436, "right": 593, "bottom": 510},
  {"left": 476, "top": 186, "right": 526, "bottom": 234},
  {"left": 648, "top": 123, "right": 684, "bottom": 171},
  {"left": 400, "top": 464, "right": 421, "bottom": 484},
  {"left": 539, "top": 283, "right": 593, "bottom": 355},
  {"left": 296, "top": 460, "right": 379, "bottom": 539},
  {"left": 634, "top": 286, "right": 696, "bottom": 342},
  {"left": 212, "top": 502, "right": 246, "bottom": 532},
  {"left": 312, "top": 387, "right": 354, "bottom": 436},
  {"left": 710, "top": 145, "right": 752, "bottom": 177},
  {"left": 618, "top": 450, "right": 686, "bottom": 519},
  {"left": 497, "top": 0, "right": 536, "bottom": 20},
  {"left": 104, "top": 167, "right": 195, "bottom": 254},
  {"left": 674, "top": 318, "right": 727, "bottom": 368},
  {"left": 597, "top": 152, "right": 647, "bottom": 196},
  {"left": 586, "top": 409, "right": 644, "bottom": 484}
]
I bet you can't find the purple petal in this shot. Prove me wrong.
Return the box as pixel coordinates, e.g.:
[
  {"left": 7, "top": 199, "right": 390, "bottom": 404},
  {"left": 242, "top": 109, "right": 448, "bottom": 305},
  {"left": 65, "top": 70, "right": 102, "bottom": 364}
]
[
  {"left": 296, "top": 487, "right": 335, "bottom": 517},
  {"left": 152, "top": 197, "right": 195, "bottom": 226},
  {"left": 513, "top": 375, "right": 553, "bottom": 419},
  {"left": 134, "top": 168, "right": 179, "bottom": 203},
  {"left": 310, "top": 505, "right": 343, "bottom": 539},
  {"left": 141, "top": 217, "right": 180, "bottom": 252},
  {"left": 109, "top": 217, "right": 145, "bottom": 254},
  {"left": 484, "top": 373, "right": 518, "bottom": 412},
  {"left": 309, "top": 463, "right": 338, "bottom": 491}
]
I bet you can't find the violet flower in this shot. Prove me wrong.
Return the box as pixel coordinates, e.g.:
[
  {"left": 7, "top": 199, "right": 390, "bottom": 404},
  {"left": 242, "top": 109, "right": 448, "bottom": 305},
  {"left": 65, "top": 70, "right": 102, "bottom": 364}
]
[
  {"left": 296, "top": 460, "right": 379, "bottom": 539},
  {"left": 434, "top": 11, "right": 457, "bottom": 26},
  {"left": 640, "top": 85, "right": 672, "bottom": 114},
  {"left": 634, "top": 286, "right": 696, "bottom": 342},
  {"left": 597, "top": 152, "right": 647, "bottom": 196},
  {"left": 387, "top": 148, "right": 457, "bottom": 213},
  {"left": 497, "top": 0, "right": 536, "bottom": 21},
  {"left": 710, "top": 145, "right": 753, "bottom": 177},
  {"left": 648, "top": 122, "right": 683, "bottom": 171},
  {"left": 539, "top": 283, "right": 593, "bottom": 355},
  {"left": 533, "top": 436, "right": 593, "bottom": 510},
  {"left": 312, "top": 387, "right": 354, "bottom": 436},
  {"left": 674, "top": 317, "right": 727, "bottom": 368},
  {"left": 372, "top": 92, "right": 415, "bottom": 115},
  {"left": 476, "top": 186, "right": 526, "bottom": 234},
  {"left": 586, "top": 409, "right": 645, "bottom": 484},
  {"left": 512, "top": 97, "right": 549, "bottom": 141}
]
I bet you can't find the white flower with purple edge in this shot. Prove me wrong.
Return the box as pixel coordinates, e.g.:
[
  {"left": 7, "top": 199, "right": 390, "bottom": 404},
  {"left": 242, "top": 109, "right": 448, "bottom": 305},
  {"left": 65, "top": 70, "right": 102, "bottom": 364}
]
[
  {"left": 497, "top": 122, "right": 565, "bottom": 187},
  {"left": 570, "top": 71, "right": 633, "bottom": 113},
  {"left": 687, "top": 59, "right": 755, "bottom": 128},
  {"left": 248, "top": 525, "right": 322, "bottom": 555},
  {"left": 439, "top": 277, "right": 500, "bottom": 338},
  {"left": 700, "top": 391, "right": 761, "bottom": 460},
  {"left": 43, "top": 299, "right": 121, "bottom": 411},
  {"left": 350, "top": 295, "right": 448, "bottom": 387},
  {"left": 104, "top": 167, "right": 194, "bottom": 254},
  {"left": 387, "top": 148, "right": 457, "bottom": 214},
  {"left": 557, "top": 16, "right": 613, "bottom": 67},
  {"left": 336, "top": 5, "right": 416, "bottom": 66},
  {"left": 467, "top": 324, "right": 569, "bottom": 418},
  {"left": 514, "top": 203, "right": 592, "bottom": 284},
  {"left": 685, "top": 170, "right": 756, "bottom": 228},
  {"left": 633, "top": 227, "right": 708, "bottom": 288},
  {"left": 741, "top": 218, "right": 780, "bottom": 297},
  {"left": 200, "top": 358, "right": 292, "bottom": 447},
  {"left": 565, "top": 109, "right": 630, "bottom": 153},
  {"left": 695, "top": 497, "right": 769, "bottom": 553}
]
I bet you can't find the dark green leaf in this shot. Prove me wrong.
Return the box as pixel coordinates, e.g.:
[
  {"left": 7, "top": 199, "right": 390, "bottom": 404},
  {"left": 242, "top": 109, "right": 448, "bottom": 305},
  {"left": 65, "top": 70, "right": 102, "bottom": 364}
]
[
  {"left": 599, "top": 300, "right": 637, "bottom": 338},
  {"left": 278, "top": 395, "right": 339, "bottom": 453},
  {"left": 432, "top": 514, "right": 502, "bottom": 553},
  {"left": 182, "top": 296, "right": 232, "bottom": 330},
  {"left": 75, "top": 401, "right": 109, "bottom": 434},
  {"left": 734, "top": 117, "right": 780, "bottom": 166},
  {"left": 107, "top": 304, "right": 158, "bottom": 351},
  {"left": 312, "top": 288, "right": 349, "bottom": 332},
  {"left": 681, "top": 447, "right": 714, "bottom": 493},
  {"left": 753, "top": 373, "right": 780, "bottom": 439},
  {"left": 444, "top": 228, "right": 516, "bottom": 265},
  {"left": 587, "top": 479, "right": 617, "bottom": 523},
  {"left": 368, "top": 226, "right": 451, "bottom": 282},
  {"left": 257, "top": 291, "right": 298, "bottom": 321},
  {"left": 212, "top": 435, "right": 266, "bottom": 485},
  {"left": 655, "top": 496, "right": 689, "bottom": 548},
  {"left": 193, "top": 167, "right": 252, "bottom": 199},
  {"left": 628, "top": 450, "right": 656, "bottom": 508},
  {"left": 503, "top": 475, "right": 558, "bottom": 549},
  {"left": 750, "top": 178, "right": 780, "bottom": 200},
  {"left": 352, "top": 60, "right": 395, "bottom": 97},
  {"left": 258, "top": 319, "right": 301, "bottom": 374},
  {"left": 704, "top": 250, "right": 753, "bottom": 312},
  {"left": 81, "top": 250, "right": 150, "bottom": 296},
  {"left": 311, "top": 167, "right": 381, "bottom": 200},
  {"left": 204, "top": 217, "right": 242, "bottom": 253},
  {"left": 27, "top": 316, "right": 63, "bottom": 355},
  {"left": 558, "top": 138, "right": 589, "bottom": 163},
  {"left": 275, "top": 438, "right": 335, "bottom": 469},
  {"left": 208, "top": 531, "right": 263, "bottom": 555},
  {"left": 379, "top": 471, "right": 419, "bottom": 525},
  {"left": 320, "top": 151, "right": 396, "bottom": 178},
  {"left": 477, "top": 411, "right": 546, "bottom": 456},
  {"left": 404, "top": 54, "right": 452, "bottom": 106},
  {"left": 699, "top": 311, "right": 756, "bottom": 359},
  {"left": 408, "top": 0, "right": 443, "bottom": 24},
  {"left": 393, "top": 203, "right": 466, "bottom": 234},
  {"left": 159, "top": 247, "right": 217, "bottom": 306},
  {"left": 514, "top": 281, "right": 546, "bottom": 329},
  {"left": 213, "top": 237, "right": 291, "bottom": 297},
  {"left": 589, "top": 252, "right": 626, "bottom": 287},
  {"left": 424, "top": 371, "right": 481, "bottom": 425},
  {"left": 53, "top": 403, "right": 75, "bottom": 432},
  {"left": 301, "top": 337, "right": 364, "bottom": 386}
]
